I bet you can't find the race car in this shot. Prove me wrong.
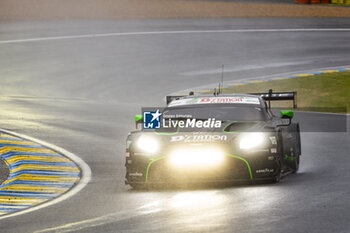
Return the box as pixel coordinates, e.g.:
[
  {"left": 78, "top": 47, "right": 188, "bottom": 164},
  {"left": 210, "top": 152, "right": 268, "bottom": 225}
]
[{"left": 125, "top": 91, "right": 301, "bottom": 188}]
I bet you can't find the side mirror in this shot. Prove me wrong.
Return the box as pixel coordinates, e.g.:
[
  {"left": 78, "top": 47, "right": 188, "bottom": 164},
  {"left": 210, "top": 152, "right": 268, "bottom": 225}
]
[
  {"left": 280, "top": 110, "right": 294, "bottom": 119},
  {"left": 279, "top": 110, "right": 294, "bottom": 126},
  {"left": 134, "top": 115, "right": 143, "bottom": 129}
]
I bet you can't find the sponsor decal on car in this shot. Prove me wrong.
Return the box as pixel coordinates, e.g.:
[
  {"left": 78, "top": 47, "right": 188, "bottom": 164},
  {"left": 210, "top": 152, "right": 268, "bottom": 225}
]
[
  {"left": 170, "top": 135, "right": 228, "bottom": 143},
  {"left": 168, "top": 96, "right": 260, "bottom": 107},
  {"left": 129, "top": 172, "right": 143, "bottom": 177},
  {"left": 269, "top": 136, "right": 277, "bottom": 145},
  {"left": 256, "top": 168, "right": 274, "bottom": 174}
]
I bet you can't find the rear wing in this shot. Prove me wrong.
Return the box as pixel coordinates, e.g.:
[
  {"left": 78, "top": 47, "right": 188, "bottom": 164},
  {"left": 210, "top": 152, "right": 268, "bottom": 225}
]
[{"left": 250, "top": 89, "right": 297, "bottom": 108}]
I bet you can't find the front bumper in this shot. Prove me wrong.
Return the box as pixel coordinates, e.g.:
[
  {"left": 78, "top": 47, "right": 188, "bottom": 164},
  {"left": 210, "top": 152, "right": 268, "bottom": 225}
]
[{"left": 125, "top": 150, "right": 280, "bottom": 185}]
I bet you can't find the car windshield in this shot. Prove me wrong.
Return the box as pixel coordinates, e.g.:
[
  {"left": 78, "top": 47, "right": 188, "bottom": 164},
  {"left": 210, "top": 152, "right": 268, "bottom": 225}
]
[{"left": 163, "top": 105, "right": 268, "bottom": 122}]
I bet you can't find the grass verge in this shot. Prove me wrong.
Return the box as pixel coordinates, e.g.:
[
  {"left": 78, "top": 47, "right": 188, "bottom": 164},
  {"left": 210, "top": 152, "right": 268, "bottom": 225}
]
[{"left": 220, "top": 71, "right": 350, "bottom": 113}]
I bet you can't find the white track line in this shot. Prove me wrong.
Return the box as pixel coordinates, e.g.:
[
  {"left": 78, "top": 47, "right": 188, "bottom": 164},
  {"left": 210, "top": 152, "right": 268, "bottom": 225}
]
[
  {"left": 1, "top": 28, "right": 350, "bottom": 44},
  {"left": 0, "top": 128, "right": 92, "bottom": 220}
]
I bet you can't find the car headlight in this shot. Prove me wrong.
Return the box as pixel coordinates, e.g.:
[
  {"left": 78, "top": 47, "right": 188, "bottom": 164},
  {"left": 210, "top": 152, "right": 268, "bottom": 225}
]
[
  {"left": 239, "top": 132, "right": 264, "bottom": 150},
  {"left": 136, "top": 135, "right": 159, "bottom": 154}
]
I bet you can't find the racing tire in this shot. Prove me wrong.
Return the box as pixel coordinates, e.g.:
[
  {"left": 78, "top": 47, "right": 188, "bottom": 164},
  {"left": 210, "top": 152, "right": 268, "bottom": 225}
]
[
  {"left": 291, "top": 123, "right": 301, "bottom": 173},
  {"left": 270, "top": 155, "right": 282, "bottom": 183},
  {"left": 266, "top": 172, "right": 281, "bottom": 184},
  {"left": 272, "top": 168, "right": 282, "bottom": 183},
  {"left": 291, "top": 154, "right": 300, "bottom": 174},
  {"left": 274, "top": 174, "right": 281, "bottom": 183}
]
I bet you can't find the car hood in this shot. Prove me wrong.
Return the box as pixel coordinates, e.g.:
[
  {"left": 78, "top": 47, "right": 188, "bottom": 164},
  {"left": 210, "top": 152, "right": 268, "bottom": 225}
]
[{"left": 132, "top": 121, "right": 271, "bottom": 145}]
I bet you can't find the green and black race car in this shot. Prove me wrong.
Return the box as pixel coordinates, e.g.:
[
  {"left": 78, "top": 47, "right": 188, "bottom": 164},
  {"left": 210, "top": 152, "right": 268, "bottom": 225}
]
[{"left": 125, "top": 91, "right": 301, "bottom": 188}]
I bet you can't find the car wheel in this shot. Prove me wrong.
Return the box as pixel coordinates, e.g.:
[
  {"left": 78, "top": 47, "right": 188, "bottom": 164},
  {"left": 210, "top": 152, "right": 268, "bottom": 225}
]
[
  {"left": 273, "top": 171, "right": 282, "bottom": 183},
  {"left": 291, "top": 154, "right": 300, "bottom": 173},
  {"left": 272, "top": 159, "right": 282, "bottom": 183}
]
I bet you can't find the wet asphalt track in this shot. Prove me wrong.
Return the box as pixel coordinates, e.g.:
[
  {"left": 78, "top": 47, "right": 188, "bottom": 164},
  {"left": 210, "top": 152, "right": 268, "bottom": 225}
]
[{"left": 0, "top": 18, "right": 349, "bottom": 233}]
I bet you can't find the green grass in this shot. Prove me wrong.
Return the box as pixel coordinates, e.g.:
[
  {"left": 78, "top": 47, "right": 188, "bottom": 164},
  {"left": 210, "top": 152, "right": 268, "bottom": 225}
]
[{"left": 219, "top": 71, "right": 350, "bottom": 113}]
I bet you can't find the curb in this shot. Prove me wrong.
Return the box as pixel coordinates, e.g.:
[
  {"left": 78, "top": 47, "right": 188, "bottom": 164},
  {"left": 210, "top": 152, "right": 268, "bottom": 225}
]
[{"left": 0, "top": 129, "right": 90, "bottom": 219}]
